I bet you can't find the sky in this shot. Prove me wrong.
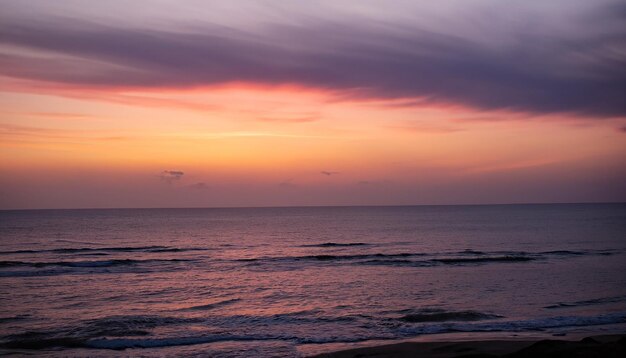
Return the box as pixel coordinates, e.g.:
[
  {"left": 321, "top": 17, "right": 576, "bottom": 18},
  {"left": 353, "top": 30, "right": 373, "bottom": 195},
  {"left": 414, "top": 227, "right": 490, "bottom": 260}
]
[{"left": 0, "top": 0, "right": 625, "bottom": 209}]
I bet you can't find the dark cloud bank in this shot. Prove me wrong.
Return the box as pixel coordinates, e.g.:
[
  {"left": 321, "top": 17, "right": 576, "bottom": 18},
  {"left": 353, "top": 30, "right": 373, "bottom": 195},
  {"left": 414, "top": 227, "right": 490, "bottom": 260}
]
[{"left": 0, "top": 4, "right": 624, "bottom": 118}]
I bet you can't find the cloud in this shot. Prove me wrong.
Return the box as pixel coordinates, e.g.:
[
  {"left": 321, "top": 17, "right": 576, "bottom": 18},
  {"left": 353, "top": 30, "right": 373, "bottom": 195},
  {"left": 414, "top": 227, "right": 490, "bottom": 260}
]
[
  {"left": 25, "top": 112, "right": 95, "bottom": 120},
  {"left": 278, "top": 179, "right": 296, "bottom": 188},
  {"left": 160, "top": 170, "right": 184, "bottom": 183},
  {"left": 321, "top": 171, "right": 339, "bottom": 176},
  {"left": 357, "top": 179, "right": 391, "bottom": 187},
  {"left": 0, "top": 2, "right": 624, "bottom": 117},
  {"left": 257, "top": 115, "right": 320, "bottom": 124},
  {"left": 187, "top": 182, "right": 209, "bottom": 190},
  {"left": 387, "top": 121, "right": 464, "bottom": 134},
  {"left": 0, "top": 123, "right": 129, "bottom": 142}
]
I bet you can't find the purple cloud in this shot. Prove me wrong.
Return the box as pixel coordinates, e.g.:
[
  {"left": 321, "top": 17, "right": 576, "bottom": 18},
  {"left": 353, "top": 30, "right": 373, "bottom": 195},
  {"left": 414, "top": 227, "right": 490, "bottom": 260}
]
[
  {"left": 0, "top": 2, "right": 624, "bottom": 117},
  {"left": 160, "top": 170, "right": 184, "bottom": 183},
  {"left": 187, "top": 182, "right": 209, "bottom": 190}
]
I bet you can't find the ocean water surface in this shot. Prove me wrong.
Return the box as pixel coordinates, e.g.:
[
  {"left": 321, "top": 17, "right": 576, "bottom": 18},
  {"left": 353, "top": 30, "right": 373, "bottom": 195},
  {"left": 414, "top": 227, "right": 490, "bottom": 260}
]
[{"left": 1, "top": 204, "right": 625, "bottom": 356}]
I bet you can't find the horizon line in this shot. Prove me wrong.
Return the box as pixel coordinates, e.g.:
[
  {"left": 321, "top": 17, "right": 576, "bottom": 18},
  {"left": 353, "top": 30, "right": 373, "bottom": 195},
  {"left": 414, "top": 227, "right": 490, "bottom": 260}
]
[{"left": 1, "top": 201, "right": 625, "bottom": 212}]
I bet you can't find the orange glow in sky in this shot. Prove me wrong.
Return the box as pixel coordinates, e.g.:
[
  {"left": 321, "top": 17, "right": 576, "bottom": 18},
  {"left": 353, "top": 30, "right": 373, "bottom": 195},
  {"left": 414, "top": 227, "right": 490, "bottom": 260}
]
[
  {"left": 1, "top": 81, "right": 624, "bottom": 209},
  {"left": 1, "top": 1, "right": 625, "bottom": 209}
]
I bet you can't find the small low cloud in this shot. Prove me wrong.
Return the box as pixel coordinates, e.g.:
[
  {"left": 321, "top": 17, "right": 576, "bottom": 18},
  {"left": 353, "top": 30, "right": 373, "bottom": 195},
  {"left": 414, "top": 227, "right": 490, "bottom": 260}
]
[
  {"left": 321, "top": 171, "right": 339, "bottom": 176},
  {"left": 278, "top": 179, "right": 296, "bottom": 188},
  {"left": 160, "top": 170, "right": 184, "bottom": 183},
  {"left": 187, "top": 182, "right": 209, "bottom": 190},
  {"left": 356, "top": 179, "right": 392, "bottom": 187}
]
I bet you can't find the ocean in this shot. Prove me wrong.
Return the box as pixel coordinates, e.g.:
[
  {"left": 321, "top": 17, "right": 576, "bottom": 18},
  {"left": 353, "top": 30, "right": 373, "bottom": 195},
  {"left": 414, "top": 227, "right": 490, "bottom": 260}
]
[{"left": 1, "top": 204, "right": 625, "bottom": 356}]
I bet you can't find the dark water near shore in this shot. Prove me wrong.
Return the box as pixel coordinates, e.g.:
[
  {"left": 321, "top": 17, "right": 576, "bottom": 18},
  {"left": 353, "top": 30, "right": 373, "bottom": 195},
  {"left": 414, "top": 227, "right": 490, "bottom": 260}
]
[{"left": 1, "top": 204, "right": 625, "bottom": 356}]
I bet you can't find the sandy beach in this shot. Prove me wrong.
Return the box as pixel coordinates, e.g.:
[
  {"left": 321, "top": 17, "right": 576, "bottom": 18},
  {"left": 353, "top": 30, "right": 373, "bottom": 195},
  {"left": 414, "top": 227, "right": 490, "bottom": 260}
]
[{"left": 313, "top": 334, "right": 626, "bottom": 357}]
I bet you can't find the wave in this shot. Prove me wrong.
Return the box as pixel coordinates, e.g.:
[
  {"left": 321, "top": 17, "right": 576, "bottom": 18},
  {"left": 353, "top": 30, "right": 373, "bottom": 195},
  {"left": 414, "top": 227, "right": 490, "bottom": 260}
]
[
  {"left": 458, "top": 249, "right": 487, "bottom": 255},
  {"left": 239, "top": 252, "right": 420, "bottom": 263},
  {"left": 235, "top": 248, "right": 619, "bottom": 268},
  {"left": 85, "top": 333, "right": 369, "bottom": 349},
  {"left": 237, "top": 253, "right": 534, "bottom": 267},
  {"left": 300, "top": 242, "right": 369, "bottom": 247},
  {"left": 0, "top": 315, "right": 29, "bottom": 324},
  {"left": 399, "top": 309, "right": 502, "bottom": 323},
  {"left": 2, "top": 331, "right": 363, "bottom": 350},
  {"left": 0, "top": 246, "right": 208, "bottom": 255},
  {"left": 86, "top": 335, "right": 258, "bottom": 350},
  {"left": 362, "top": 259, "right": 420, "bottom": 266},
  {"left": 432, "top": 256, "right": 535, "bottom": 264},
  {"left": 1, "top": 336, "right": 86, "bottom": 350},
  {"left": 399, "top": 312, "right": 626, "bottom": 336},
  {"left": 178, "top": 298, "right": 241, "bottom": 311},
  {"left": 303, "top": 253, "right": 414, "bottom": 261},
  {"left": 361, "top": 257, "right": 535, "bottom": 267},
  {"left": 0, "top": 258, "right": 192, "bottom": 269},
  {"left": 540, "top": 250, "right": 586, "bottom": 256},
  {"left": 2, "top": 311, "right": 625, "bottom": 351},
  {"left": 544, "top": 295, "right": 626, "bottom": 309},
  {"left": 85, "top": 315, "right": 202, "bottom": 331},
  {"left": 0, "top": 315, "right": 203, "bottom": 350}
]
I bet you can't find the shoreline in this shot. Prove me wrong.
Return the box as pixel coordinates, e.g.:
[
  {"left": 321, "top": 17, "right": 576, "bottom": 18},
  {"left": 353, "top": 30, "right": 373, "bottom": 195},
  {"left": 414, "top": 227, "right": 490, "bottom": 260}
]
[{"left": 310, "top": 334, "right": 626, "bottom": 357}]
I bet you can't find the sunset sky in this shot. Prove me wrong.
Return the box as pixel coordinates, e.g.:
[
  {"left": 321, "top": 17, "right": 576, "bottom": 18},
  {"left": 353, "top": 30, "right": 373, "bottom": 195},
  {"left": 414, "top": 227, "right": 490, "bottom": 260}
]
[{"left": 1, "top": 0, "right": 625, "bottom": 209}]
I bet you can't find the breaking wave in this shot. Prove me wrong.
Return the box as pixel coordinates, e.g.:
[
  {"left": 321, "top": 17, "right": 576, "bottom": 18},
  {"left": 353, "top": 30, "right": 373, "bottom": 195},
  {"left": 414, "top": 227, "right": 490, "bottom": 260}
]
[
  {"left": 2, "top": 311, "right": 624, "bottom": 351},
  {"left": 431, "top": 256, "right": 535, "bottom": 264},
  {"left": 399, "top": 312, "right": 626, "bottom": 336},
  {"left": 0, "top": 258, "right": 193, "bottom": 268},
  {"left": 0, "top": 315, "right": 203, "bottom": 350},
  {"left": 545, "top": 295, "right": 626, "bottom": 309},
  {"left": 300, "top": 242, "right": 369, "bottom": 247},
  {"left": 399, "top": 309, "right": 502, "bottom": 323},
  {"left": 235, "top": 248, "right": 620, "bottom": 269},
  {"left": 0, "top": 246, "right": 208, "bottom": 255},
  {"left": 178, "top": 298, "right": 242, "bottom": 311}
]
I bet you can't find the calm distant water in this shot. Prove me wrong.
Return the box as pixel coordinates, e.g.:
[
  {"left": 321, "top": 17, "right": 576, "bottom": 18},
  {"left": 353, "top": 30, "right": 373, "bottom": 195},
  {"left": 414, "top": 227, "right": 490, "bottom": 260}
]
[{"left": 1, "top": 204, "right": 625, "bottom": 356}]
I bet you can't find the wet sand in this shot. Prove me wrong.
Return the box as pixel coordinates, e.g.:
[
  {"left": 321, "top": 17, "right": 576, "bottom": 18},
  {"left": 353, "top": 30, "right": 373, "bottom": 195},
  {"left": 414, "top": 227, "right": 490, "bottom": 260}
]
[{"left": 312, "top": 334, "right": 626, "bottom": 357}]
